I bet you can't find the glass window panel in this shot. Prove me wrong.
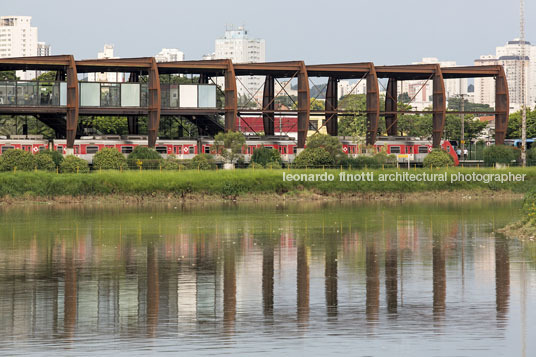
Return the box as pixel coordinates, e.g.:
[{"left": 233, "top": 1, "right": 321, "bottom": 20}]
[
  {"left": 161, "top": 84, "right": 170, "bottom": 107},
  {"left": 80, "top": 82, "right": 100, "bottom": 106},
  {"left": 101, "top": 83, "right": 120, "bottom": 107},
  {"left": 179, "top": 85, "right": 198, "bottom": 108},
  {"left": 17, "top": 82, "right": 38, "bottom": 106},
  {"left": 0, "top": 83, "right": 6, "bottom": 105},
  {"left": 140, "top": 84, "right": 148, "bottom": 107},
  {"left": 198, "top": 85, "right": 216, "bottom": 108},
  {"left": 170, "top": 85, "right": 179, "bottom": 107},
  {"left": 6, "top": 82, "right": 16, "bottom": 105},
  {"left": 121, "top": 83, "right": 140, "bottom": 107},
  {"left": 38, "top": 82, "right": 52, "bottom": 105},
  {"left": 59, "top": 82, "right": 67, "bottom": 106}
]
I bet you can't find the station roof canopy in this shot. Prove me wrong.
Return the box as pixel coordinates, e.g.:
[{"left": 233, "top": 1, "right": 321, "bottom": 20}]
[
  {"left": 0, "top": 55, "right": 72, "bottom": 71},
  {"left": 306, "top": 62, "right": 373, "bottom": 78},
  {"left": 234, "top": 61, "right": 304, "bottom": 77},
  {"left": 75, "top": 57, "right": 154, "bottom": 73},
  {"left": 157, "top": 60, "right": 229, "bottom": 76}
]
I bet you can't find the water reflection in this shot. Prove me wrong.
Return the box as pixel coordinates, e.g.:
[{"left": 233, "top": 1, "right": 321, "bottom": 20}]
[{"left": 0, "top": 201, "right": 533, "bottom": 355}]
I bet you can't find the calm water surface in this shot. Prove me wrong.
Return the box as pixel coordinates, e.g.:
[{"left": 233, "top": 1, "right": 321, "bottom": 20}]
[{"left": 0, "top": 200, "right": 535, "bottom": 356}]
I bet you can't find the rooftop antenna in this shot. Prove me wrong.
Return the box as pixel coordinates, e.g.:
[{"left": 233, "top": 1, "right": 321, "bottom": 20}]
[{"left": 520, "top": 0, "right": 527, "bottom": 166}]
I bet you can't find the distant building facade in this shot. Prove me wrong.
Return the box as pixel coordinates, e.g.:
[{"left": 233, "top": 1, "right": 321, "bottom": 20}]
[
  {"left": 0, "top": 16, "right": 40, "bottom": 79},
  {"left": 87, "top": 44, "right": 124, "bottom": 82},
  {"left": 36, "top": 41, "right": 51, "bottom": 56},
  {"left": 155, "top": 48, "right": 184, "bottom": 63}
]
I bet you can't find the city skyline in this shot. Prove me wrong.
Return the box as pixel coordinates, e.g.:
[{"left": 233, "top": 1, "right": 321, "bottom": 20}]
[{"left": 1, "top": 0, "right": 533, "bottom": 66}]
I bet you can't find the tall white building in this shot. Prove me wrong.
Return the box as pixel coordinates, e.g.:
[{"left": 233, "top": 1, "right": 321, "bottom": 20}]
[
  {"left": 155, "top": 48, "right": 184, "bottom": 63},
  {"left": 88, "top": 44, "right": 124, "bottom": 82},
  {"left": 475, "top": 39, "right": 536, "bottom": 111},
  {"left": 0, "top": 16, "right": 39, "bottom": 79},
  {"left": 337, "top": 79, "right": 367, "bottom": 98},
  {"left": 214, "top": 26, "right": 265, "bottom": 99},
  {"left": 36, "top": 41, "right": 51, "bottom": 56},
  {"left": 398, "top": 57, "right": 468, "bottom": 110}
]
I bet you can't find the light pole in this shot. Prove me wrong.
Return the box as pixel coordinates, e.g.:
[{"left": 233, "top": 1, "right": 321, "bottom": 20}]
[{"left": 460, "top": 94, "right": 465, "bottom": 160}]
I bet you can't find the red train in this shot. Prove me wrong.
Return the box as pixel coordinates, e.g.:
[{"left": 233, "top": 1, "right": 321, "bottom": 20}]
[{"left": 0, "top": 135, "right": 459, "bottom": 166}]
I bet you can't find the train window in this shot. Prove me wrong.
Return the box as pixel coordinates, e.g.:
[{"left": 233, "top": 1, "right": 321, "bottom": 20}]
[
  {"left": 282, "top": 146, "right": 287, "bottom": 154},
  {"left": 293, "top": 147, "right": 297, "bottom": 154},
  {"left": 418, "top": 146, "right": 429, "bottom": 154},
  {"left": 38, "top": 146, "right": 45, "bottom": 152},
  {"left": 362, "top": 148, "right": 367, "bottom": 154},
  {"left": 189, "top": 146, "right": 194, "bottom": 154},
  {"left": 204, "top": 146, "right": 210, "bottom": 154},
  {"left": 56, "top": 146, "right": 63, "bottom": 153},
  {"left": 86, "top": 146, "right": 99, "bottom": 154},
  {"left": 74, "top": 146, "right": 79, "bottom": 154},
  {"left": 121, "top": 146, "right": 133, "bottom": 154},
  {"left": 1, "top": 146, "right": 14, "bottom": 153},
  {"left": 175, "top": 146, "right": 181, "bottom": 154},
  {"left": 390, "top": 146, "right": 401, "bottom": 154},
  {"left": 155, "top": 146, "right": 167, "bottom": 154}
]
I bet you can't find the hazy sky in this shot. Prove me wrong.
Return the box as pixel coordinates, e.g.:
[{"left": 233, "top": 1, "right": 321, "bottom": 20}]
[{"left": 3, "top": 0, "right": 534, "bottom": 66}]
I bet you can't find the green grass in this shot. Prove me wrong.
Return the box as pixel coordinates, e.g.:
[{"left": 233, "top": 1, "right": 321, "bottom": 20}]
[{"left": 1, "top": 167, "right": 536, "bottom": 198}]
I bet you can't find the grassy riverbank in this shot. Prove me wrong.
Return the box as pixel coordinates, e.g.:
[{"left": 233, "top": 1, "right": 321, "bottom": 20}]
[{"left": 0, "top": 167, "right": 535, "bottom": 199}]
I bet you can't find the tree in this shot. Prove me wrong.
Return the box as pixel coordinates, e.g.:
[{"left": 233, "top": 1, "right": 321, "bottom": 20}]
[
  {"left": 447, "top": 97, "right": 493, "bottom": 112},
  {"left": 507, "top": 108, "right": 536, "bottom": 138},
  {"left": 213, "top": 131, "right": 246, "bottom": 164},
  {"left": 0, "top": 71, "right": 17, "bottom": 81},
  {"left": 398, "top": 92, "right": 411, "bottom": 103},
  {"left": 80, "top": 116, "right": 128, "bottom": 135},
  {"left": 306, "top": 133, "right": 342, "bottom": 159}
]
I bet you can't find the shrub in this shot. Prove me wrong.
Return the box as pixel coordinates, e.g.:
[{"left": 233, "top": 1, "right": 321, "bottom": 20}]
[
  {"left": 127, "top": 146, "right": 162, "bottom": 160},
  {"left": 293, "top": 147, "right": 335, "bottom": 168},
  {"left": 60, "top": 155, "right": 90, "bottom": 173},
  {"left": 306, "top": 134, "right": 343, "bottom": 162},
  {"left": 528, "top": 146, "right": 536, "bottom": 164},
  {"left": 127, "top": 159, "right": 161, "bottom": 170},
  {"left": 483, "top": 145, "right": 515, "bottom": 166},
  {"left": 213, "top": 131, "right": 246, "bottom": 163},
  {"left": 188, "top": 154, "right": 216, "bottom": 170},
  {"left": 93, "top": 148, "right": 127, "bottom": 170},
  {"left": 252, "top": 147, "right": 282, "bottom": 166},
  {"left": 423, "top": 149, "right": 454, "bottom": 168},
  {"left": 34, "top": 152, "right": 56, "bottom": 171},
  {"left": 40, "top": 149, "right": 64, "bottom": 166},
  {"left": 0, "top": 149, "right": 35, "bottom": 171},
  {"left": 161, "top": 157, "right": 182, "bottom": 170}
]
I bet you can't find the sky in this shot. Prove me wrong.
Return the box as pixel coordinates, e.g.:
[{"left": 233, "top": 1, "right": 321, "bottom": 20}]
[{"left": 2, "top": 0, "right": 535, "bottom": 66}]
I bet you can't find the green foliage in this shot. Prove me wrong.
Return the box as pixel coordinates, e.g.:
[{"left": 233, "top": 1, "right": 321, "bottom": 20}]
[
  {"left": 188, "top": 154, "right": 216, "bottom": 170},
  {"left": 80, "top": 116, "right": 128, "bottom": 135},
  {"left": 127, "top": 146, "right": 162, "bottom": 160},
  {"left": 483, "top": 145, "right": 516, "bottom": 166},
  {"left": 306, "top": 134, "right": 342, "bottom": 159},
  {"left": 507, "top": 108, "right": 536, "bottom": 139},
  {"left": 293, "top": 147, "right": 335, "bottom": 168},
  {"left": 528, "top": 147, "right": 536, "bottom": 163},
  {"left": 40, "top": 149, "right": 64, "bottom": 166},
  {"left": 448, "top": 97, "right": 493, "bottom": 112},
  {"left": 0, "top": 149, "right": 35, "bottom": 171},
  {"left": 252, "top": 147, "right": 282, "bottom": 167},
  {"left": 93, "top": 148, "right": 127, "bottom": 170},
  {"left": 35, "top": 71, "right": 57, "bottom": 82},
  {"left": 161, "top": 157, "right": 183, "bottom": 170},
  {"left": 443, "top": 114, "right": 488, "bottom": 141},
  {"left": 34, "top": 152, "right": 56, "bottom": 171},
  {"left": 341, "top": 152, "right": 397, "bottom": 169},
  {"left": 60, "top": 155, "right": 90, "bottom": 173},
  {"left": 423, "top": 149, "right": 454, "bottom": 168},
  {"left": 0, "top": 71, "right": 17, "bottom": 81},
  {"left": 213, "top": 131, "right": 246, "bottom": 163}
]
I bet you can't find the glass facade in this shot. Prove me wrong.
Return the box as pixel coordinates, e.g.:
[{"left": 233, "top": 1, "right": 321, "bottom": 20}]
[
  {"left": 100, "top": 83, "right": 120, "bottom": 107},
  {"left": 120, "top": 83, "right": 140, "bottom": 107},
  {"left": 0, "top": 81, "right": 66, "bottom": 106},
  {"left": 80, "top": 82, "right": 100, "bottom": 107},
  {"left": 198, "top": 85, "right": 217, "bottom": 108},
  {"left": 179, "top": 85, "right": 198, "bottom": 108}
]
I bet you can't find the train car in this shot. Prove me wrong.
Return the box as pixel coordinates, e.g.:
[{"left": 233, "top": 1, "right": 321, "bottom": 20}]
[
  {"left": 0, "top": 135, "right": 49, "bottom": 155},
  {"left": 53, "top": 136, "right": 198, "bottom": 163},
  {"left": 373, "top": 136, "right": 459, "bottom": 166},
  {"left": 506, "top": 138, "right": 536, "bottom": 150}
]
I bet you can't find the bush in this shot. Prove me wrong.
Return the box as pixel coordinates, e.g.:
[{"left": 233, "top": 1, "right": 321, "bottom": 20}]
[
  {"left": 293, "top": 147, "right": 336, "bottom": 168},
  {"left": 188, "top": 154, "right": 216, "bottom": 170},
  {"left": 93, "top": 148, "right": 127, "bottom": 170},
  {"left": 306, "top": 134, "right": 343, "bottom": 159},
  {"left": 40, "top": 149, "right": 64, "bottom": 166},
  {"left": 252, "top": 147, "right": 282, "bottom": 166},
  {"left": 127, "top": 146, "right": 162, "bottom": 160},
  {"left": 60, "top": 155, "right": 90, "bottom": 173},
  {"left": 34, "top": 152, "right": 56, "bottom": 171},
  {"left": 127, "top": 159, "right": 161, "bottom": 170},
  {"left": 161, "top": 157, "right": 182, "bottom": 170},
  {"left": 423, "top": 149, "right": 454, "bottom": 168},
  {"left": 528, "top": 147, "right": 536, "bottom": 164},
  {"left": 483, "top": 145, "right": 515, "bottom": 166},
  {"left": 0, "top": 149, "right": 35, "bottom": 171}
]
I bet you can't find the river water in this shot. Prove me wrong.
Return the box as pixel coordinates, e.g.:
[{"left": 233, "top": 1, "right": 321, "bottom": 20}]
[{"left": 0, "top": 200, "right": 534, "bottom": 356}]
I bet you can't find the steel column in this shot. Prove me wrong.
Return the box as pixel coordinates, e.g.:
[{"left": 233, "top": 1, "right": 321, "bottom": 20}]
[
  {"left": 262, "top": 75, "right": 275, "bottom": 135},
  {"left": 147, "top": 58, "right": 161, "bottom": 148},
  {"left": 66, "top": 56, "right": 79, "bottom": 149},
  {"left": 224, "top": 59, "right": 237, "bottom": 132},
  {"left": 297, "top": 62, "right": 310, "bottom": 148},
  {"left": 325, "top": 77, "right": 338, "bottom": 136},
  {"left": 366, "top": 65, "right": 380, "bottom": 145},
  {"left": 432, "top": 65, "right": 446, "bottom": 148},
  {"left": 385, "top": 78, "right": 398, "bottom": 136},
  {"left": 495, "top": 67, "right": 509, "bottom": 145}
]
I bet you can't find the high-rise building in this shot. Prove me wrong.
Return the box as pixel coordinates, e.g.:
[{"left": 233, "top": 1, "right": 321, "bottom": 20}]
[
  {"left": 88, "top": 44, "right": 124, "bottom": 82},
  {"left": 474, "top": 39, "right": 536, "bottom": 111},
  {"left": 0, "top": 16, "right": 39, "bottom": 79},
  {"left": 155, "top": 48, "right": 184, "bottom": 63},
  {"left": 398, "top": 57, "right": 468, "bottom": 110},
  {"left": 36, "top": 41, "right": 51, "bottom": 56},
  {"left": 214, "top": 26, "right": 265, "bottom": 99}
]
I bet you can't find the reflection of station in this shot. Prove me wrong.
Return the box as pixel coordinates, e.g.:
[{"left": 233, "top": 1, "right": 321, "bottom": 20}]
[{"left": 0, "top": 56, "right": 509, "bottom": 151}]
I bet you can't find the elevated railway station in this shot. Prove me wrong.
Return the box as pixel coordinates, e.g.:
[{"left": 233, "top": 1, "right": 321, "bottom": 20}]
[{"left": 0, "top": 55, "right": 509, "bottom": 151}]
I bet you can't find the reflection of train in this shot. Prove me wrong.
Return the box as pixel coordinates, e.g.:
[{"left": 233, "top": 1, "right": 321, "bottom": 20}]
[{"left": 0, "top": 135, "right": 459, "bottom": 166}]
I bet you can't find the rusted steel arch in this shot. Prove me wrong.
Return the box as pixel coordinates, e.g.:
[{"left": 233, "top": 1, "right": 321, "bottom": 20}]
[
  {"left": 147, "top": 58, "right": 161, "bottom": 148},
  {"left": 385, "top": 78, "right": 397, "bottom": 136},
  {"left": 366, "top": 64, "right": 380, "bottom": 145},
  {"left": 263, "top": 75, "right": 275, "bottom": 135},
  {"left": 66, "top": 55, "right": 79, "bottom": 149},
  {"left": 297, "top": 61, "right": 310, "bottom": 148},
  {"left": 325, "top": 77, "right": 338, "bottom": 136},
  {"left": 495, "top": 66, "right": 509, "bottom": 145},
  {"left": 432, "top": 64, "right": 446, "bottom": 148},
  {"left": 224, "top": 59, "right": 238, "bottom": 132},
  {"left": 0, "top": 54, "right": 72, "bottom": 70}
]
